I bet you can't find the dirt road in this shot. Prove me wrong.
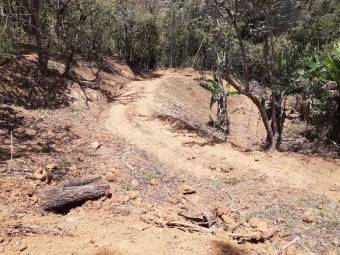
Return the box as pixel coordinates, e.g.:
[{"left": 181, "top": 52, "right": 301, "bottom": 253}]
[{"left": 106, "top": 70, "right": 340, "bottom": 199}]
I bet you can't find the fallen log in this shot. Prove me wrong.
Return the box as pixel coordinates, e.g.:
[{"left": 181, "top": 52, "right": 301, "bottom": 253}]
[
  {"left": 41, "top": 183, "right": 110, "bottom": 212},
  {"left": 62, "top": 174, "right": 102, "bottom": 187}
]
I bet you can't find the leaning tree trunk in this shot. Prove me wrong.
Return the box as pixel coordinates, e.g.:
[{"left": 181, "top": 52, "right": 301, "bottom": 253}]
[
  {"left": 223, "top": 75, "right": 274, "bottom": 147},
  {"left": 330, "top": 94, "right": 340, "bottom": 143}
]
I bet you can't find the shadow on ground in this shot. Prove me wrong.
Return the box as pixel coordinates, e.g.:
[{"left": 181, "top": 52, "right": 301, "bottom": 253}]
[{"left": 211, "top": 241, "right": 248, "bottom": 255}]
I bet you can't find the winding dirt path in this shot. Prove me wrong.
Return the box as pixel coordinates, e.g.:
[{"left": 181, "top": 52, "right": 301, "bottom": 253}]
[{"left": 105, "top": 71, "right": 340, "bottom": 200}]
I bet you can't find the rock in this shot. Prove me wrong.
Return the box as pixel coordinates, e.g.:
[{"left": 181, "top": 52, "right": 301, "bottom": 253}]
[
  {"left": 179, "top": 185, "right": 196, "bottom": 195},
  {"left": 77, "top": 155, "right": 85, "bottom": 162},
  {"left": 284, "top": 246, "right": 305, "bottom": 255},
  {"left": 331, "top": 238, "right": 338, "bottom": 246},
  {"left": 149, "top": 179, "right": 158, "bottom": 186},
  {"left": 248, "top": 217, "right": 269, "bottom": 232},
  {"left": 187, "top": 156, "right": 196, "bottom": 160},
  {"left": 127, "top": 191, "right": 140, "bottom": 200},
  {"left": 221, "top": 215, "right": 238, "bottom": 231},
  {"left": 105, "top": 172, "right": 116, "bottom": 182},
  {"left": 65, "top": 216, "right": 82, "bottom": 223},
  {"left": 131, "top": 179, "right": 139, "bottom": 187},
  {"left": 210, "top": 165, "right": 217, "bottom": 171},
  {"left": 46, "top": 163, "right": 58, "bottom": 171},
  {"left": 25, "top": 186, "right": 36, "bottom": 197},
  {"left": 90, "top": 141, "right": 101, "bottom": 150},
  {"left": 220, "top": 165, "right": 231, "bottom": 172},
  {"left": 303, "top": 209, "right": 316, "bottom": 223},
  {"left": 32, "top": 168, "right": 48, "bottom": 181},
  {"left": 216, "top": 206, "right": 228, "bottom": 217},
  {"left": 325, "top": 252, "right": 337, "bottom": 255},
  {"left": 132, "top": 197, "right": 143, "bottom": 206}
]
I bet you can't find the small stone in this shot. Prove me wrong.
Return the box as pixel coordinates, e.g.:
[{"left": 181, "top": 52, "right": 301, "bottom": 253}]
[
  {"left": 221, "top": 215, "right": 238, "bottom": 230},
  {"left": 132, "top": 197, "right": 143, "bottom": 206},
  {"left": 90, "top": 141, "right": 101, "bottom": 150},
  {"left": 105, "top": 172, "right": 116, "bottom": 182},
  {"left": 131, "top": 179, "right": 139, "bottom": 187},
  {"left": 25, "top": 186, "right": 36, "bottom": 197},
  {"left": 128, "top": 191, "right": 140, "bottom": 200},
  {"left": 285, "top": 246, "right": 304, "bottom": 255},
  {"left": 249, "top": 217, "right": 268, "bottom": 231},
  {"left": 219, "top": 165, "right": 230, "bottom": 173},
  {"left": 303, "top": 209, "right": 316, "bottom": 223},
  {"left": 77, "top": 155, "right": 85, "bottom": 162},
  {"left": 149, "top": 179, "right": 158, "bottom": 186},
  {"left": 46, "top": 163, "right": 58, "bottom": 170},
  {"left": 179, "top": 203, "right": 189, "bottom": 210},
  {"left": 32, "top": 168, "right": 47, "bottom": 181},
  {"left": 179, "top": 185, "right": 196, "bottom": 195},
  {"left": 331, "top": 238, "right": 338, "bottom": 246},
  {"left": 210, "top": 165, "right": 217, "bottom": 171},
  {"left": 216, "top": 206, "right": 228, "bottom": 217}
]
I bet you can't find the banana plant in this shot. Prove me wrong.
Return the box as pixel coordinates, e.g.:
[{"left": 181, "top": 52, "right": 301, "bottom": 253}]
[{"left": 200, "top": 72, "right": 238, "bottom": 139}]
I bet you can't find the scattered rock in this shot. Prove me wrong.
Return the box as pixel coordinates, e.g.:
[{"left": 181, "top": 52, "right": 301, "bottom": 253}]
[
  {"left": 131, "top": 179, "right": 139, "bottom": 187},
  {"left": 77, "top": 155, "right": 85, "bottom": 162},
  {"left": 105, "top": 172, "right": 116, "bottom": 182},
  {"left": 132, "top": 197, "right": 143, "bottom": 206},
  {"left": 331, "top": 238, "right": 338, "bottom": 246},
  {"left": 248, "top": 217, "right": 269, "bottom": 233},
  {"left": 32, "top": 168, "right": 48, "bottom": 182},
  {"left": 149, "top": 179, "right": 158, "bottom": 186},
  {"left": 220, "top": 165, "right": 231, "bottom": 172},
  {"left": 221, "top": 215, "right": 238, "bottom": 231},
  {"left": 284, "top": 246, "right": 305, "bottom": 255},
  {"left": 216, "top": 206, "right": 228, "bottom": 217},
  {"left": 25, "top": 186, "right": 36, "bottom": 197},
  {"left": 303, "top": 209, "right": 316, "bottom": 223},
  {"left": 210, "top": 165, "right": 217, "bottom": 171},
  {"left": 187, "top": 156, "right": 196, "bottom": 160},
  {"left": 127, "top": 191, "right": 140, "bottom": 200},
  {"left": 179, "top": 185, "right": 196, "bottom": 195},
  {"left": 91, "top": 141, "right": 101, "bottom": 150},
  {"left": 46, "top": 163, "right": 58, "bottom": 171}
]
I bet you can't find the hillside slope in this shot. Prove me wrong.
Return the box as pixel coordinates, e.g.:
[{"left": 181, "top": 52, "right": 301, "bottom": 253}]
[{"left": 0, "top": 59, "right": 339, "bottom": 255}]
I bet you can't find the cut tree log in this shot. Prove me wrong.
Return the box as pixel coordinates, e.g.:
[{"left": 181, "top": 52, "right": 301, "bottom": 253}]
[
  {"left": 41, "top": 175, "right": 110, "bottom": 212},
  {"left": 62, "top": 174, "right": 102, "bottom": 187}
]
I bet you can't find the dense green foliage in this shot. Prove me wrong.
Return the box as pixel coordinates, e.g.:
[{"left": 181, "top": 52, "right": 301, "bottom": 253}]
[{"left": 0, "top": 0, "right": 339, "bottom": 148}]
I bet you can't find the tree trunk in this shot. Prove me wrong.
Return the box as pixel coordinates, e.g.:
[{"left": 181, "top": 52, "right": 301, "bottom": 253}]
[
  {"left": 63, "top": 50, "right": 74, "bottom": 77},
  {"left": 31, "top": 0, "right": 49, "bottom": 76},
  {"left": 330, "top": 94, "right": 340, "bottom": 143},
  {"left": 264, "top": 38, "right": 279, "bottom": 150}
]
